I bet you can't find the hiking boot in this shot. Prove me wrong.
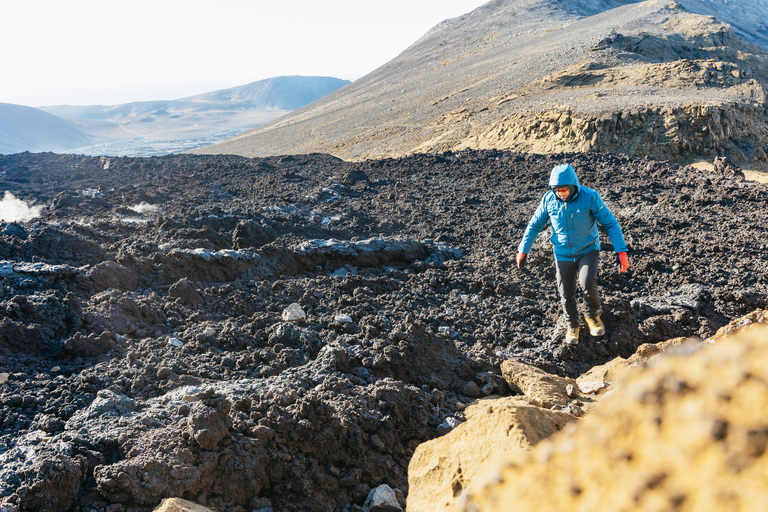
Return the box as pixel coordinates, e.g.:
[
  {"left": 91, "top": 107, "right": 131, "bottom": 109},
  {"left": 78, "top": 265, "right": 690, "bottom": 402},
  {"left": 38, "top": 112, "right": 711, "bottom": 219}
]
[
  {"left": 586, "top": 315, "right": 606, "bottom": 337},
  {"left": 565, "top": 326, "right": 580, "bottom": 345}
]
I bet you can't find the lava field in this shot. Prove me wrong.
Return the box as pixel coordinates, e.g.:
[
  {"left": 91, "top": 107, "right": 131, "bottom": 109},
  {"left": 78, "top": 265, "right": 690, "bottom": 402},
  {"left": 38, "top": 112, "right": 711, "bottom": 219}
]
[{"left": 0, "top": 150, "right": 766, "bottom": 511}]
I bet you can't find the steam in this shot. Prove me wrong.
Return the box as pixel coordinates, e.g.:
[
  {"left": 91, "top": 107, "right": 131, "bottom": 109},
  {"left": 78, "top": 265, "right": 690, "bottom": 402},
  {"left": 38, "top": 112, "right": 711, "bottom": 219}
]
[
  {"left": 0, "top": 191, "right": 43, "bottom": 223},
  {"left": 132, "top": 202, "right": 160, "bottom": 214}
]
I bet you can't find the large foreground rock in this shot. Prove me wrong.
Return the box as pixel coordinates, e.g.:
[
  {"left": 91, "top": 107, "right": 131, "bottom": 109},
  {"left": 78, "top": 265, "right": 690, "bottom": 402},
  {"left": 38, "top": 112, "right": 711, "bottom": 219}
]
[
  {"left": 465, "top": 319, "right": 768, "bottom": 511},
  {"left": 406, "top": 403, "right": 574, "bottom": 512}
]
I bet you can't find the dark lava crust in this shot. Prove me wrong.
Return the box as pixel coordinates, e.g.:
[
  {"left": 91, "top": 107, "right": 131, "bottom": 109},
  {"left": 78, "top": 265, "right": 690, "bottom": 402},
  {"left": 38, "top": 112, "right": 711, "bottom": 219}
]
[{"left": 0, "top": 150, "right": 766, "bottom": 512}]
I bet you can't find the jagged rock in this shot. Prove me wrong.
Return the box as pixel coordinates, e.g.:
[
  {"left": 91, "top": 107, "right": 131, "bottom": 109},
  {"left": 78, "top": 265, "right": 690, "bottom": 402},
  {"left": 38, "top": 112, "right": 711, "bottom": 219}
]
[
  {"left": 713, "top": 156, "right": 745, "bottom": 179},
  {"left": 232, "top": 219, "right": 275, "bottom": 249},
  {"left": 86, "top": 261, "right": 139, "bottom": 292},
  {"left": 1, "top": 223, "right": 27, "bottom": 239},
  {"left": 168, "top": 278, "right": 204, "bottom": 305},
  {"left": 476, "top": 372, "right": 507, "bottom": 396},
  {"left": 708, "top": 308, "right": 768, "bottom": 342},
  {"left": 407, "top": 403, "right": 574, "bottom": 512},
  {"left": 436, "top": 416, "right": 462, "bottom": 435},
  {"left": 153, "top": 498, "right": 214, "bottom": 512},
  {"left": 462, "top": 381, "right": 481, "bottom": 398},
  {"left": 282, "top": 303, "right": 307, "bottom": 322},
  {"left": 464, "top": 320, "right": 768, "bottom": 511},
  {"left": 363, "top": 484, "right": 402, "bottom": 512},
  {"left": 553, "top": 403, "right": 584, "bottom": 417},
  {"left": 15, "top": 454, "right": 83, "bottom": 512},
  {"left": 188, "top": 396, "right": 232, "bottom": 450},
  {"left": 0, "top": 373, "right": 8, "bottom": 385},
  {"left": 59, "top": 332, "right": 113, "bottom": 358},
  {"left": 500, "top": 360, "right": 578, "bottom": 408},
  {"left": 65, "top": 390, "right": 134, "bottom": 431}
]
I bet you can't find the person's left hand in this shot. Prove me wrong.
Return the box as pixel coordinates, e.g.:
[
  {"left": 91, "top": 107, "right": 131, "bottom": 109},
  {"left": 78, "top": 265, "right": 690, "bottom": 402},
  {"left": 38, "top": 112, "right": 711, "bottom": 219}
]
[{"left": 617, "top": 252, "right": 629, "bottom": 273}]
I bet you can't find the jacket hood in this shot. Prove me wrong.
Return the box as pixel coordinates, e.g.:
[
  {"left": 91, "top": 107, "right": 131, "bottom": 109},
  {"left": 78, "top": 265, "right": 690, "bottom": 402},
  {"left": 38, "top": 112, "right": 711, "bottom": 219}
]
[
  {"left": 549, "top": 164, "right": 580, "bottom": 188},
  {"left": 549, "top": 164, "right": 580, "bottom": 201}
]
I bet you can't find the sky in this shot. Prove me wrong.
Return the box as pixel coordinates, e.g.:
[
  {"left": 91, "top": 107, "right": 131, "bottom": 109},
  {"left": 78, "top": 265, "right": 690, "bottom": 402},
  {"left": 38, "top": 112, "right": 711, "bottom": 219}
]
[{"left": 1, "top": 0, "right": 489, "bottom": 108}]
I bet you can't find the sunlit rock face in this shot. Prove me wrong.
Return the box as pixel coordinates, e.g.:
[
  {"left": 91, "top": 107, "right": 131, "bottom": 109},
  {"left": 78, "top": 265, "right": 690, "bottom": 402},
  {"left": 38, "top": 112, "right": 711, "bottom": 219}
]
[{"left": 466, "top": 312, "right": 768, "bottom": 512}]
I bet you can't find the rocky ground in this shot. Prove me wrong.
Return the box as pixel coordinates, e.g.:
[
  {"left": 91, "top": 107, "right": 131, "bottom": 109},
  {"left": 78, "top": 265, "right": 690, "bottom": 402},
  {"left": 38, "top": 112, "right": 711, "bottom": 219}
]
[{"left": 0, "top": 149, "right": 766, "bottom": 512}]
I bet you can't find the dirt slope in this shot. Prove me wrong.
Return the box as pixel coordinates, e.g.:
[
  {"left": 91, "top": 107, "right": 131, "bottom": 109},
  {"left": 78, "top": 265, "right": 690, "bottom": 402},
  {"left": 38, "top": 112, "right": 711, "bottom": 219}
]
[{"left": 193, "top": 0, "right": 768, "bottom": 167}]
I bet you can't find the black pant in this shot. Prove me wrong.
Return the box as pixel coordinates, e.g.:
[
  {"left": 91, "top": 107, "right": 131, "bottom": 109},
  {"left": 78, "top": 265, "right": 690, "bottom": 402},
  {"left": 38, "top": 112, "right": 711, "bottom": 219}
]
[{"left": 555, "top": 250, "right": 601, "bottom": 329}]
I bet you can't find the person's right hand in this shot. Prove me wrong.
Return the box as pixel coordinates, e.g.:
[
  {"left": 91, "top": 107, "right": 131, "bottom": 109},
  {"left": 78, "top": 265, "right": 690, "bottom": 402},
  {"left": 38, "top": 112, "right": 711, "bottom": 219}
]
[{"left": 516, "top": 252, "right": 527, "bottom": 269}]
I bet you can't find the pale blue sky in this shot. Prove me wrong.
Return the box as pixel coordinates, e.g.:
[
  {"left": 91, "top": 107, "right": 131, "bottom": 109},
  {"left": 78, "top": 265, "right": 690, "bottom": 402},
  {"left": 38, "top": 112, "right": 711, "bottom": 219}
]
[{"left": 1, "top": 0, "right": 489, "bottom": 107}]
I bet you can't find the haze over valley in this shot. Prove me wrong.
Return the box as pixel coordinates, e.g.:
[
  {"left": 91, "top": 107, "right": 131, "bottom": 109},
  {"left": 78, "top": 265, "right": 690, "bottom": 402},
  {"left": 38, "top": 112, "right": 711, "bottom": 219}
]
[{"left": 1, "top": 76, "right": 350, "bottom": 156}]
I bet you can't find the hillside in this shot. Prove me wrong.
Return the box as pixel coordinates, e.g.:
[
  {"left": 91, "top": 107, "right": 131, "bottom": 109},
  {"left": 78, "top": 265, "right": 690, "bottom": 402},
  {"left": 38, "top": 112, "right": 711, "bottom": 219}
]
[
  {"left": 0, "top": 103, "right": 93, "bottom": 154},
  {"left": 194, "top": 0, "right": 768, "bottom": 166}
]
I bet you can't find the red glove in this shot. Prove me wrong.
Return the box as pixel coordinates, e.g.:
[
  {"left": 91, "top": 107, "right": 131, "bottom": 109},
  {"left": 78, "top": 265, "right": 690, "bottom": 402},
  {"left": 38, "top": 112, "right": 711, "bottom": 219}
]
[
  {"left": 617, "top": 252, "right": 629, "bottom": 273},
  {"left": 516, "top": 252, "right": 527, "bottom": 269}
]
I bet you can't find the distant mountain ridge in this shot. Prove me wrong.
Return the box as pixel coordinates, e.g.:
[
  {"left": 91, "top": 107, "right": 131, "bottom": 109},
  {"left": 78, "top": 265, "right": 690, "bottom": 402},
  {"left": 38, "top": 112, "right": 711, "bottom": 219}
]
[
  {"left": 0, "top": 103, "right": 93, "bottom": 155},
  {"left": 194, "top": 0, "right": 768, "bottom": 166},
  {"left": 42, "top": 76, "right": 350, "bottom": 121},
  {"left": 1, "top": 76, "right": 350, "bottom": 157}
]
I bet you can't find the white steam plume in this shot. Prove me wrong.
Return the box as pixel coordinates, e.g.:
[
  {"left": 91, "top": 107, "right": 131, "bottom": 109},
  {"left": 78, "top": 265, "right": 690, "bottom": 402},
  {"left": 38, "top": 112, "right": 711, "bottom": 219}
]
[
  {"left": 0, "top": 191, "right": 43, "bottom": 223},
  {"left": 132, "top": 202, "right": 160, "bottom": 214}
]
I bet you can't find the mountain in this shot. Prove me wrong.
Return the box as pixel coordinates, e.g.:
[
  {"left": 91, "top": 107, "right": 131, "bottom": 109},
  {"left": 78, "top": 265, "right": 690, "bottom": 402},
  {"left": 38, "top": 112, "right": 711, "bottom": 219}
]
[
  {"left": 193, "top": 0, "right": 768, "bottom": 166},
  {"left": 1, "top": 76, "right": 350, "bottom": 157},
  {"left": 0, "top": 103, "right": 94, "bottom": 154},
  {"left": 42, "top": 76, "right": 351, "bottom": 121}
]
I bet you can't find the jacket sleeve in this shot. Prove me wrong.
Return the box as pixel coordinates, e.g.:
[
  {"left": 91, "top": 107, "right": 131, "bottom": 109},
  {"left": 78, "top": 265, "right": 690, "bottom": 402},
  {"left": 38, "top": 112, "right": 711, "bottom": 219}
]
[
  {"left": 591, "top": 193, "right": 628, "bottom": 253},
  {"left": 518, "top": 196, "right": 550, "bottom": 253}
]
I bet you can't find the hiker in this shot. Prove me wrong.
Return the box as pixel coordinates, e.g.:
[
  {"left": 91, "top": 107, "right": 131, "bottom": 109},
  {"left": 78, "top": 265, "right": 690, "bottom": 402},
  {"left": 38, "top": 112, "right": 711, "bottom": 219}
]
[{"left": 516, "top": 163, "right": 629, "bottom": 344}]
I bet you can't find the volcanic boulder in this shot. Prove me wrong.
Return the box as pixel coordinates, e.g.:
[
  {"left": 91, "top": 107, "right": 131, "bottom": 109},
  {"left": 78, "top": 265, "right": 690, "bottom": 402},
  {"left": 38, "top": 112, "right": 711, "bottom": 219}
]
[
  {"left": 407, "top": 403, "right": 575, "bottom": 512},
  {"left": 464, "top": 314, "right": 768, "bottom": 511}
]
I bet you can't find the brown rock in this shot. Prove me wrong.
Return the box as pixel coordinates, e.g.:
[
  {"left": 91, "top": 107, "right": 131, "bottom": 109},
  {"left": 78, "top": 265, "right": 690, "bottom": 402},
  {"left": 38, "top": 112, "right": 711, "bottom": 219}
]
[
  {"left": 576, "top": 356, "right": 630, "bottom": 395},
  {"left": 168, "top": 278, "right": 204, "bottom": 306},
  {"left": 463, "top": 396, "right": 531, "bottom": 420},
  {"left": 407, "top": 403, "right": 574, "bottom": 512},
  {"left": 153, "top": 498, "right": 213, "bottom": 512},
  {"left": 500, "top": 360, "right": 578, "bottom": 408},
  {"left": 87, "top": 261, "right": 139, "bottom": 292},
  {"left": 188, "top": 398, "right": 232, "bottom": 451},
  {"left": 577, "top": 336, "right": 702, "bottom": 395},
  {"left": 60, "top": 332, "right": 113, "bottom": 358},
  {"left": 16, "top": 455, "right": 83, "bottom": 512},
  {"left": 708, "top": 308, "right": 768, "bottom": 343},
  {"left": 465, "top": 322, "right": 768, "bottom": 511}
]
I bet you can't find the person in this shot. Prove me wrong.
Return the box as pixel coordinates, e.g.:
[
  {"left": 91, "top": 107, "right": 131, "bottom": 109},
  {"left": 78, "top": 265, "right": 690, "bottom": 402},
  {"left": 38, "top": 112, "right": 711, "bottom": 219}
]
[{"left": 516, "top": 163, "right": 629, "bottom": 344}]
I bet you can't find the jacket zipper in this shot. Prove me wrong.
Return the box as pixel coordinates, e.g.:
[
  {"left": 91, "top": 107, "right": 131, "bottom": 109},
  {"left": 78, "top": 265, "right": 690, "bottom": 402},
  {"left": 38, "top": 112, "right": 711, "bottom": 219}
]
[{"left": 564, "top": 203, "right": 573, "bottom": 257}]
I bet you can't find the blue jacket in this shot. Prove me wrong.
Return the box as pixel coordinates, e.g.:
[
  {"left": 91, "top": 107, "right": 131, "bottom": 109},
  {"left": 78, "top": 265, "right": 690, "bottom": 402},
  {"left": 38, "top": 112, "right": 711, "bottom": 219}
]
[{"left": 518, "top": 164, "right": 627, "bottom": 261}]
